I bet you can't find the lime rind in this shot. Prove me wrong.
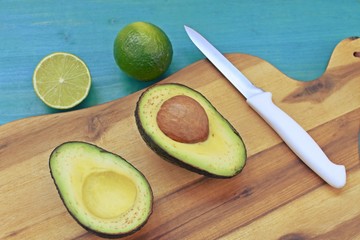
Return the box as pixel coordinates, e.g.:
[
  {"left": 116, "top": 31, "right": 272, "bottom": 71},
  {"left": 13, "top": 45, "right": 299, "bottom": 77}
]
[{"left": 114, "top": 22, "right": 173, "bottom": 81}]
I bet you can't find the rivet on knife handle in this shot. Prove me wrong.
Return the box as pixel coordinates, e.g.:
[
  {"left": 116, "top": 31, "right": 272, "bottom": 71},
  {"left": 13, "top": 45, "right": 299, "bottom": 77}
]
[{"left": 184, "top": 25, "right": 346, "bottom": 188}]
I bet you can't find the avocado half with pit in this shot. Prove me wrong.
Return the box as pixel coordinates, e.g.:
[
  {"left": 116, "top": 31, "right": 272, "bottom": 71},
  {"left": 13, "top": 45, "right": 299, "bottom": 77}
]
[
  {"left": 135, "top": 83, "right": 246, "bottom": 178},
  {"left": 49, "top": 141, "right": 153, "bottom": 237}
]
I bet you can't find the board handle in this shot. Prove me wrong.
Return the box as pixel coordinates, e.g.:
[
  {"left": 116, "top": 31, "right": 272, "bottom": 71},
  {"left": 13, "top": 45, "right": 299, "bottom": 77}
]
[{"left": 247, "top": 92, "right": 346, "bottom": 188}]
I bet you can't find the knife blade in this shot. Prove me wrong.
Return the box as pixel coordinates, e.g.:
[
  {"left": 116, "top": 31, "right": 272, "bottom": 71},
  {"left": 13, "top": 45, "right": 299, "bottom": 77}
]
[{"left": 184, "top": 25, "right": 346, "bottom": 188}]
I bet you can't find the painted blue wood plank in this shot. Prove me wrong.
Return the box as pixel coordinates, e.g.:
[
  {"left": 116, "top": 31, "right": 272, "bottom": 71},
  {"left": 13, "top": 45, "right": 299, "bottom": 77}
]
[{"left": 1, "top": 1, "right": 359, "bottom": 125}]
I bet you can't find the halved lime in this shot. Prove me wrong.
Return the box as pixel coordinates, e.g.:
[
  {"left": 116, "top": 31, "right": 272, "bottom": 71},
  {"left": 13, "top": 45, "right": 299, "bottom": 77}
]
[{"left": 33, "top": 52, "right": 91, "bottom": 109}]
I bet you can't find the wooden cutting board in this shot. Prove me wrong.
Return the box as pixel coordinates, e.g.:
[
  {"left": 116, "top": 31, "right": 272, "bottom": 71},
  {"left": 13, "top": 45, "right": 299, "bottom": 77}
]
[{"left": 0, "top": 37, "right": 359, "bottom": 240}]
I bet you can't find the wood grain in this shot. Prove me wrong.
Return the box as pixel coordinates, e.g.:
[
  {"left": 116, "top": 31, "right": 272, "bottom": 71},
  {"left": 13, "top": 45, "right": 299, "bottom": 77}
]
[{"left": 0, "top": 37, "right": 359, "bottom": 240}]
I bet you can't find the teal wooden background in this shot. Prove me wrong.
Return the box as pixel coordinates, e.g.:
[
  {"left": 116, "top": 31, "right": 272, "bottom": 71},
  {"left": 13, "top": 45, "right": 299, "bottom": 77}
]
[{"left": 1, "top": 1, "right": 359, "bottom": 125}]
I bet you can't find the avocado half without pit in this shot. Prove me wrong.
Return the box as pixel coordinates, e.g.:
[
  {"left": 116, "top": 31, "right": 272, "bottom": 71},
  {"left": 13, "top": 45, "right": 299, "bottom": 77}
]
[
  {"left": 49, "top": 142, "right": 153, "bottom": 237},
  {"left": 135, "top": 83, "right": 247, "bottom": 178}
]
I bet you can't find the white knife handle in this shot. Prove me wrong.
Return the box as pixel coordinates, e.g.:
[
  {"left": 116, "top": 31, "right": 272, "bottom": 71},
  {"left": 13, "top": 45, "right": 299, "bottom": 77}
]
[{"left": 247, "top": 92, "right": 346, "bottom": 188}]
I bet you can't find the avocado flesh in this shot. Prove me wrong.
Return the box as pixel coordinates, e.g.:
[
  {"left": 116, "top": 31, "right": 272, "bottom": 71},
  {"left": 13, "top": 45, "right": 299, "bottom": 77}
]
[
  {"left": 135, "top": 83, "right": 247, "bottom": 177},
  {"left": 49, "top": 142, "right": 153, "bottom": 237}
]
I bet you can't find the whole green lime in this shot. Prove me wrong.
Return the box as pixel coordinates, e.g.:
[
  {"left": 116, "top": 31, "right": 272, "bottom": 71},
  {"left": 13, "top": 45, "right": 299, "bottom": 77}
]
[{"left": 114, "top": 22, "right": 173, "bottom": 81}]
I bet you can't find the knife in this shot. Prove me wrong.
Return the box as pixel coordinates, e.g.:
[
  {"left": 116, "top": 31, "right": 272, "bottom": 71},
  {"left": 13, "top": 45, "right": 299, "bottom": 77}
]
[{"left": 184, "top": 25, "right": 346, "bottom": 188}]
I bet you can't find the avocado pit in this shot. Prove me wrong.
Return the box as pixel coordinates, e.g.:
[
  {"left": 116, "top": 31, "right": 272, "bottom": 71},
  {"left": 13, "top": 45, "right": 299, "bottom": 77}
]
[
  {"left": 156, "top": 95, "right": 209, "bottom": 143},
  {"left": 136, "top": 83, "right": 247, "bottom": 177}
]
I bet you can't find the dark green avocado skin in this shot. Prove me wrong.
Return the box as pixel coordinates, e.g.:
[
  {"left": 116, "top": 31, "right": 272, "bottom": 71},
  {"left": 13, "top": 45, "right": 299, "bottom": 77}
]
[
  {"left": 134, "top": 83, "right": 247, "bottom": 178},
  {"left": 49, "top": 141, "right": 153, "bottom": 238}
]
